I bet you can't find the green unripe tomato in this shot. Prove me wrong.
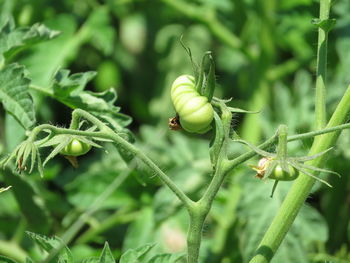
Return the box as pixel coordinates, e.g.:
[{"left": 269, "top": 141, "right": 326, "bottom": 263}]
[
  {"left": 60, "top": 139, "right": 91, "bottom": 157},
  {"left": 268, "top": 164, "right": 298, "bottom": 181},
  {"left": 171, "top": 75, "right": 214, "bottom": 134}
]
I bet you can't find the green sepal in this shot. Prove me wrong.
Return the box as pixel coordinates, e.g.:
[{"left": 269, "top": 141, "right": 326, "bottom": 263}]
[
  {"left": 194, "top": 52, "right": 209, "bottom": 93},
  {"left": 195, "top": 51, "right": 216, "bottom": 102},
  {"left": 209, "top": 111, "right": 225, "bottom": 169},
  {"left": 311, "top": 18, "right": 336, "bottom": 33},
  {"left": 228, "top": 107, "right": 260, "bottom": 114},
  {"left": 180, "top": 36, "right": 199, "bottom": 80},
  {"left": 270, "top": 180, "right": 279, "bottom": 198},
  {"left": 202, "top": 52, "right": 215, "bottom": 102},
  {"left": 0, "top": 186, "right": 11, "bottom": 193}
]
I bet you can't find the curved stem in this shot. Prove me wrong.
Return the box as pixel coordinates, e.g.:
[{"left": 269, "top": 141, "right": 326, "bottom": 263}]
[
  {"left": 29, "top": 110, "right": 194, "bottom": 211},
  {"left": 105, "top": 131, "right": 194, "bottom": 209}
]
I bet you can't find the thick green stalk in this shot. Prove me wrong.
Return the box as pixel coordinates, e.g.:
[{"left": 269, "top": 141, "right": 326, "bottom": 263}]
[
  {"left": 249, "top": 2, "right": 335, "bottom": 262},
  {"left": 0, "top": 240, "right": 27, "bottom": 263},
  {"left": 315, "top": 0, "right": 331, "bottom": 129},
  {"left": 249, "top": 85, "right": 350, "bottom": 263},
  {"left": 276, "top": 125, "right": 288, "bottom": 162},
  {"left": 187, "top": 204, "right": 207, "bottom": 263}
]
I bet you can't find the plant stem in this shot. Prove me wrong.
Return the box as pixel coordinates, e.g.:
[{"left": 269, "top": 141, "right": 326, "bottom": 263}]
[
  {"left": 31, "top": 110, "right": 194, "bottom": 211},
  {"left": 0, "top": 240, "right": 27, "bottom": 263},
  {"left": 187, "top": 204, "right": 207, "bottom": 263},
  {"left": 276, "top": 125, "right": 288, "bottom": 162},
  {"left": 287, "top": 122, "right": 350, "bottom": 142},
  {"left": 315, "top": 0, "right": 331, "bottom": 129},
  {"left": 106, "top": 132, "right": 194, "bottom": 209},
  {"left": 249, "top": 85, "right": 350, "bottom": 263}
]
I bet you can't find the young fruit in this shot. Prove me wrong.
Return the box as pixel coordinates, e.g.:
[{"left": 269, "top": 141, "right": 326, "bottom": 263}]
[
  {"left": 268, "top": 164, "right": 298, "bottom": 181},
  {"left": 60, "top": 139, "right": 91, "bottom": 156},
  {"left": 252, "top": 157, "right": 298, "bottom": 181},
  {"left": 171, "top": 75, "right": 214, "bottom": 134}
]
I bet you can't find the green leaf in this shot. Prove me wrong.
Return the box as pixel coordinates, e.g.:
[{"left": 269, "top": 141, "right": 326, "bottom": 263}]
[
  {"left": 53, "top": 69, "right": 97, "bottom": 96},
  {"left": 83, "top": 6, "right": 115, "bottom": 55},
  {"left": 5, "top": 113, "right": 26, "bottom": 151},
  {"left": 0, "top": 63, "right": 36, "bottom": 129},
  {"left": 0, "top": 255, "right": 18, "bottom": 263},
  {"left": 20, "top": 14, "right": 78, "bottom": 87},
  {"left": 81, "top": 259, "right": 99, "bottom": 263},
  {"left": 0, "top": 20, "right": 59, "bottom": 59},
  {"left": 123, "top": 208, "right": 155, "bottom": 252},
  {"left": 2, "top": 169, "right": 51, "bottom": 233},
  {"left": 237, "top": 175, "right": 328, "bottom": 263},
  {"left": 26, "top": 231, "right": 74, "bottom": 263},
  {"left": 50, "top": 69, "right": 131, "bottom": 127},
  {"left": 209, "top": 111, "right": 224, "bottom": 169},
  {"left": 98, "top": 242, "right": 115, "bottom": 263},
  {"left": 148, "top": 253, "right": 186, "bottom": 263},
  {"left": 120, "top": 243, "right": 156, "bottom": 263},
  {"left": 311, "top": 18, "right": 336, "bottom": 33}
]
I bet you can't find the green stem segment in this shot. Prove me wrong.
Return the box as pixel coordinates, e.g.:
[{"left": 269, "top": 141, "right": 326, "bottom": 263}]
[
  {"left": 249, "top": 1, "right": 334, "bottom": 262},
  {"left": 315, "top": 0, "right": 331, "bottom": 129},
  {"left": 187, "top": 205, "right": 207, "bottom": 263},
  {"left": 276, "top": 125, "right": 288, "bottom": 162}
]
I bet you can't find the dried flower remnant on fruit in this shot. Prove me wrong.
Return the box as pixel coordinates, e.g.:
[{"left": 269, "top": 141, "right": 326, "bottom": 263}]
[
  {"left": 169, "top": 115, "right": 182, "bottom": 131},
  {"left": 250, "top": 157, "right": 273, "bottom": 179},
  {"left": 17, "top": 157, "right": 27, "bottom": 173}
]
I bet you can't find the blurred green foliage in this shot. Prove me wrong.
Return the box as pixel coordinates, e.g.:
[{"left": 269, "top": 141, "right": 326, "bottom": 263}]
[{"left": 0, "top": 0, "right": 350, "bottom": 262}]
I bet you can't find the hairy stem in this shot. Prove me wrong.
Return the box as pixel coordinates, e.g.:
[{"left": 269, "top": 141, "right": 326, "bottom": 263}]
[
  {"left": 249, "top": 84, "right": 350, "bottom": 263},
  {"left": 249, "top": 2, "right": 334, "bottom": 262},
  {"left": 30, "top": 110, "right": 194, "bottom": 211},
  {"left": 315, "top": 0, "right": 331, "bottom": 129},
  {"left": 187, "top": 204, "right": 207, "bottom": 263},
  {"left": 276, "top": 125, "right": 288, "bottom": 162}
]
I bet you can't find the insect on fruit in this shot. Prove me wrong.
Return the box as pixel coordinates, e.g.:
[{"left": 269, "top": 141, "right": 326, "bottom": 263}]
[{"left": 171, "top": 75, "right": 214, "bottom": 134}]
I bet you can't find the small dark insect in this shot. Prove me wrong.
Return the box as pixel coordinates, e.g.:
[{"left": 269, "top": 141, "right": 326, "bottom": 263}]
[{"left": 168, "top": 115, "right": 182, "bottom": 131}]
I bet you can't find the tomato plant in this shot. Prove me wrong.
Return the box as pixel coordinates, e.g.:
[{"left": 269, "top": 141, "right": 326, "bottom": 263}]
[{"left": 0, "top": 1, "right": 349, "bottom": 263}]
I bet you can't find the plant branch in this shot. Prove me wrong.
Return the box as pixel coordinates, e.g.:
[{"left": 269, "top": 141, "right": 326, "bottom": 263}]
[
  {"left": 249, "top": 83, "right": 350, "bottom": 263},
  {"left": 29, "top": 110, "right": 194, "bottom": 211},
  {"left": 315, "top": 0, "right": 331, "bottom": 129}
]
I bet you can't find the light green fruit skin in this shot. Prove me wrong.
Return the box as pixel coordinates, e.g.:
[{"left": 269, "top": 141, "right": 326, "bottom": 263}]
[
  {"left": 268, "top": 165, "right": 298, "bottom": 181},
  {"left": 171, "top": 75, "right": 214, "bottom": 134},
  {"left": 60, "top": 139, "right": 92, "bottom": 157}
]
